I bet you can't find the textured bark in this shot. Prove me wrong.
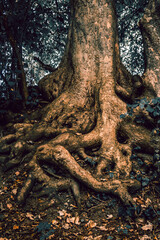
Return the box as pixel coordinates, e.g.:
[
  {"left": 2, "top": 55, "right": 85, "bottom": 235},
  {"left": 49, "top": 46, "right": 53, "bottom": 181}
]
[
  {"left": 0, "top": 0, "right": 159, "bottom": 209},
  {"left": 139, "top": 0, "right": 160, "bottom": 96}
]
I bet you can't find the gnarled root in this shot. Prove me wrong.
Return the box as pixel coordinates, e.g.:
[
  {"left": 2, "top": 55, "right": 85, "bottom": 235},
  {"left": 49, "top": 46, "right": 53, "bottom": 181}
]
[
  {"left": 2, "top": 94, "right": 158, "bottom": 210},
  {"left": 15, "top": 130, "right": 140, "bottom": 209}
]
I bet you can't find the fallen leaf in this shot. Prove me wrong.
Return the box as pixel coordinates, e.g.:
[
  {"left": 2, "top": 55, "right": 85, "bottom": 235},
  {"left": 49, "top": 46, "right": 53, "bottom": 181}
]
[
  {"left": 145, "top": 198, "right": 152, "bottom": 207},
  {"left": 133, "top": 197, "right": 144, "bottom": 205},
  {"left": 7, "top": 204, "right": 12, "bottom": 210},
  {"left": 48, "top": 234, "right": 55, "bottom": 239},
  {"left": 83, "top": 236, "right": 93, "bottom": 240},
  {"left": 94, "top": 236, "right": 102, "bottom": 240},
  {"left": 86, "top": 220, "right": 97, "bottom": 228},
  {"left": 58, "top": 210, "right": 66, "bottom": 216},
  {"left": 106, "top": 214, "right": 113, "bottom": 219},
  {"left": 62, "top": 223, "right": 70, "bottom": 229},
  {"left": 15, "top": 171, "right": 20, "bottom": 176},
  {"left": 139, "top": 235, "right": 152, "bottom": 240},
  {"left": 137, "top": 218, "right": 145, "bottom": 224},
  {"left": 52, "top": 220, "right": 59, "bottom": 225},
  {"left": 37, "top": 214, "right": 42, "bottom": 220},
  {"left": 49, "top": 199, "right": 55, "bottom": 205},
  {"left": 0, "top": 238, "right": 11, "bottom": 240},
  {"left": 75, "top": 215, "right": 80, "bottom": 225},
  {"left": 13, "top": 225, "right": 19, "bottom": 230},
  {"left": 98, "top": 225, "right": 108, "bottom": 231},
  {"left": 69, "top": 217, "right": 75, "bottom": 223},
  {"left": 66, "top": 217, "right": 73, "bottom": 223},
  {"left": 70, "top": 204, "right": 77, "bottom": 208},
  {"left": 11, "top": 195, "right": 15, "bottom": 200},
  {"left": 141, "top": 222, "right": 153, "bottom": 231},
  {"left": 12, "top": 189, "right": 17, "bottom": 195},
  {"left": 26, "top": 212, "right": 34, "bottom": 220}
]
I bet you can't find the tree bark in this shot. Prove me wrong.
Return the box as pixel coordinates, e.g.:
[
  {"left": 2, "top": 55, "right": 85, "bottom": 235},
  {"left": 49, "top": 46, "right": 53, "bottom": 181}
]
[
  {"left": 139, "top": 0, "right": 160, "bottom": 96},
  {"left": 1, "top": 0, "right": 160, "bottom": 208}
]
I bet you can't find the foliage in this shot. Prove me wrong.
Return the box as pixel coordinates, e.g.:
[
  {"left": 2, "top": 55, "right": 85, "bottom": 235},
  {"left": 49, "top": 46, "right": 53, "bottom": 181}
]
[
  {"left": 119, "top": 97, "right": 160, "bottom": 219},
  {"left": 120, "top": 97, "right": 160, "bottom": 121},
  {"left": 85, "top": 157, "right": 97, "bottom": 167},
  {"left": 35, "top": 221, "right": 55, "bottom": 240}
]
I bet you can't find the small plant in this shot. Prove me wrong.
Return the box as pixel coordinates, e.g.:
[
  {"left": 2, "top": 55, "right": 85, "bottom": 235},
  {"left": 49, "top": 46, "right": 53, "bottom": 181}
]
[
  {"left": 120, "top": 97, "right": 160, "bottom": 123},
  {"left": 120, "top": 98, "right": 160, "bottom": 192},
  {"left": 85, "top": 157, "right": 97, "bottom": 167}
]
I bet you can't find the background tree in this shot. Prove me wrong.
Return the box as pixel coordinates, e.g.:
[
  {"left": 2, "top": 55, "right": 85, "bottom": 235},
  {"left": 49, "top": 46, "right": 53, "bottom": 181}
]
[
  {"left": 116, "top": 0, "right": 149, "bottom": 75},
  {"left": 0, "top": 0, "right": 31, "bottom": 103},
  {"left": 0, "top": 0, "right": 160, "bottom": 210},
  {"left": 0, "top": 0, "right": 70, "bottom": 105}
]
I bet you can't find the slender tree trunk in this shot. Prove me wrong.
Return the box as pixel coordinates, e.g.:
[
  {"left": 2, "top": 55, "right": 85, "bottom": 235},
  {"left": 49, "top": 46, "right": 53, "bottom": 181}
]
[
  {"left": 140, "top": 0, "right": 160, "bottom": 96},
  {"left": 0, "top": 6, "right": 28, "bottom": 103}
]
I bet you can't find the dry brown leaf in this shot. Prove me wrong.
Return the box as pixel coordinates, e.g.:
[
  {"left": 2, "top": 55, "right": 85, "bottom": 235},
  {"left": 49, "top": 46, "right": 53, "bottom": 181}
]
[
  {"left": 141, "top": 222, "right": 153, "bottom": 231},
  {"left": 139, "top": 235, "right": 152, "bottom": 240},
  {"left": 0, "top": 190, "right": 4, "bottom": 195},
  {"left": 75, "top": 215, "right": 80, "bottom": 225},
  {"left": 145, "top": 198, "right": 152, "bottom": 207},
  {"left": 0, "top": 238, "right": 12, "bottom": 240},
  {"left": 13, "top": 225, "right": 19, "bottom": 230},
  {"left": 66, "top": 217, "right": 75, "bottom": 223},
  {"left": 62, "top": 223, "right": 70, "bottom": 229},
  {"left": 26, "top": 212, "right": 34, "bottom": 220},
  {"left": 58, "top": 210, "right": 66, "bottom": 216},
  {"left": 15, "top": 171, "right": 20, "bottom": 176},
  {"left": 6, "top": 204, "right": 12, "bottom": 210},
  {"left": 136, "top": 218, "right": 145, "bottom": 224},
  {"left": 48, "top": 234, "right": 55, "bottom": 239},
  {"left": 52, "top": 220, "right": 59, "bottom": 225},
  {"left": 86, "top": 220, "right": 97, "bottom": 229},
  {"left": 12, "top": 189, "right": 17, "bottom": 195},
  {"left": 98, "top": 225, "right": 108, "bottom": 231},
  {"left": 106, "top": 214, "right": 113, "bottom": 219},
  {"left": 94, "top": 236, "right": 102, "bottom": 240}
]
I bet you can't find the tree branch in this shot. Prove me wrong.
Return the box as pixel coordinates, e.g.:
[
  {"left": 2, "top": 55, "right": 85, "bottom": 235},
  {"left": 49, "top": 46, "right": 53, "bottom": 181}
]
[{"left": 33, "top": 57, "right": 57, "bottom": 72}]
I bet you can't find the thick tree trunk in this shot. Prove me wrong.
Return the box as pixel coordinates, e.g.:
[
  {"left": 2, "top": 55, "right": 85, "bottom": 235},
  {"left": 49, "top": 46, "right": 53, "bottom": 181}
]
[{"left": 1, "top": 0, "right": 160, "bottom": 208}]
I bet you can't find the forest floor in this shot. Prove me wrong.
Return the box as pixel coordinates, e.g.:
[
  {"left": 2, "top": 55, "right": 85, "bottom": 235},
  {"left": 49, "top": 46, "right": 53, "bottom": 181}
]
[{"left": 0, "top": 104, "right": 160, "bottom": 240}]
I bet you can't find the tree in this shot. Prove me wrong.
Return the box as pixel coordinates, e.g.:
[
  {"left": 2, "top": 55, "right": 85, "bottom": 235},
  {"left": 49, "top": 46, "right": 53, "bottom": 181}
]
[
  {"left": 0, "top": 0, "right": 31, "bottom": 103},
  {"left": 0, "top": 0, "right": 160, "bottom": 209}
]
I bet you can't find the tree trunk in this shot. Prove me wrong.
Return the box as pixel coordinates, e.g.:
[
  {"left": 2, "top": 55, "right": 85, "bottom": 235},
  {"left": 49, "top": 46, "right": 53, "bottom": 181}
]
[
  {"left": 0, "top": 6, "right": 29, "bottom": 103},
  {"left": 139, "top": 0, "right": 160, "bottom": 96},
  {"left": 1, "top": 0, "right": 160, "bottom": 208}
]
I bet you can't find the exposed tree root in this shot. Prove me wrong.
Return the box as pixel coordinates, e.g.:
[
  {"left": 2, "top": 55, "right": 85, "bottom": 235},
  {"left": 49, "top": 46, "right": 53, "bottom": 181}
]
[
  {"left": 0, "top": 120, "right": 144, "bottom": 208},
  {"left": 1, "top": 80, "right": 159, "bottom": 211}
]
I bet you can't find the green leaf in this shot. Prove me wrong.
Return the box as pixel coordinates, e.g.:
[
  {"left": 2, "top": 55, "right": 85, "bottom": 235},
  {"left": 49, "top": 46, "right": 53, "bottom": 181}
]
[
  {"left": 146, "top": 105, "right": 154, "bottom": 113},
  {"left": 151, "top": 98, "right": 158, "bottom": 105},
  {"left": 142, "top": 177, "right": 150, "bottom": 187},
  {"left": 153, "top": 110, "right": 160, "bottom": 117}
]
